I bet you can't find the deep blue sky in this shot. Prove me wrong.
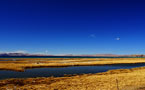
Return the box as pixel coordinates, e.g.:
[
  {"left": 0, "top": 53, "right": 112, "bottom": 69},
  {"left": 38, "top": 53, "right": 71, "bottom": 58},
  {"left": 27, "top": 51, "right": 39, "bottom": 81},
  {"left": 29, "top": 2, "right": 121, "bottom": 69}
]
[{"left": 0, "top": 0, "right": 145, "bottom": 55}]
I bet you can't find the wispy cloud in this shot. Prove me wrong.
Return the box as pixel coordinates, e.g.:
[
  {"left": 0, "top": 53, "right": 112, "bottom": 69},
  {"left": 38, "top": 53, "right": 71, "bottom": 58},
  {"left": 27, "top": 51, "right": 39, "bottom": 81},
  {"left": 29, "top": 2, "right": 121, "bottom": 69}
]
[
  {"left": 0, "top": 50, "right": 27, "bottom": 53},
  {"left": 14, "top": 50, "right": 27, "bottom": 53},
  {"left": 45, "top": 50, "right": 48, "bottom": 53},
  {"left": 115, "top": 37, "right": 120, "bottom": 41},
  {"left": 33, "top": 50, "right": 49, "bottom": 55},
  {"left": 89, "top": 34, "right": 96, "bottom": 38}
]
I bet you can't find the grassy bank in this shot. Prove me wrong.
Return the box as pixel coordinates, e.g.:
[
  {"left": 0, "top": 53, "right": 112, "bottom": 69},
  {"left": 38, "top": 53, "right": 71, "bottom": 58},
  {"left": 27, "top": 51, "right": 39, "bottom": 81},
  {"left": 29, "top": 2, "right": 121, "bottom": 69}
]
[
  {"left": 0, "top": 58, "right": 145, "bottom": 71},
  {"left": 1, "top": 58, "right": 145, "bottom": 89},
  {"left": 1, "top": 66, "right": 145, "bottom": 90}
]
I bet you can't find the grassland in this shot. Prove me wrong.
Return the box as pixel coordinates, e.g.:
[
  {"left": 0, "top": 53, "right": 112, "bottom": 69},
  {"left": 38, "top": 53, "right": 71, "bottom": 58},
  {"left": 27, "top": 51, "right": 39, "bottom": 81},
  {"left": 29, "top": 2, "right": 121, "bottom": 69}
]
[
  {"left": 1, "top": 66, "right": 145, "bottom": 90},
  {"left": 0, "top": 58, "right": 145, "bottom": 71},
  {"left": 1, "top": 58, "right": 145, "bottom": 90}
]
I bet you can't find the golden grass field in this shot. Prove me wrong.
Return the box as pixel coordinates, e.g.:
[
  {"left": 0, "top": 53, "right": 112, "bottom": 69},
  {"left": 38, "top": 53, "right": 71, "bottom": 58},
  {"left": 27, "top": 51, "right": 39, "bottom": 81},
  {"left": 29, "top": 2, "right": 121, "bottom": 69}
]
[
  {"left": 1, "top": 58, "right": 145, "bottom": 90},
  {"left": 1, "top": 66, "right": 145, "bottom": 90},
  {"left": 0, "top": 58, "right": 145, "bottom": 71}
]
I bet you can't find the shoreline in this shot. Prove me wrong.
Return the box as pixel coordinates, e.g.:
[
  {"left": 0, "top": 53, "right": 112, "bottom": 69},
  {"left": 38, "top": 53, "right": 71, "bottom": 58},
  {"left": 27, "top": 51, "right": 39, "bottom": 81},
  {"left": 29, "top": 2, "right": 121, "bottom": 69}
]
[
  {"left": 1, "top": 66, "right": 145, "bottom": 90},
  {"left": 1, "top": 62, "right": 145, "bottom": 72},
  {"left": 1, "top": 58, "right": 145, "bottom": 71},
  {"left": 1, "top": 58, "right": 145, "bottom": 89}
]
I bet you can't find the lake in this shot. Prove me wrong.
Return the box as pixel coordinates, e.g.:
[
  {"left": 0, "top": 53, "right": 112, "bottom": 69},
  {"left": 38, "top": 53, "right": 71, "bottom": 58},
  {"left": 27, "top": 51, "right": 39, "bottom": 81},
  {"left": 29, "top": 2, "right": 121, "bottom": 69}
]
[{"left": 0, "top": 63, "right": 145, "bottom": 80}]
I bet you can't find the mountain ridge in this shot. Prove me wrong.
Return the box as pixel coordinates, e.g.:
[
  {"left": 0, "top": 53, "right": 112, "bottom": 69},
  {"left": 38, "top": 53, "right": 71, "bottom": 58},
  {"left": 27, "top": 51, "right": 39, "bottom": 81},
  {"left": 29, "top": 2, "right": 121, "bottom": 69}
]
[{"left": 0, "top": 53, "right": 144, "bottom": 57}]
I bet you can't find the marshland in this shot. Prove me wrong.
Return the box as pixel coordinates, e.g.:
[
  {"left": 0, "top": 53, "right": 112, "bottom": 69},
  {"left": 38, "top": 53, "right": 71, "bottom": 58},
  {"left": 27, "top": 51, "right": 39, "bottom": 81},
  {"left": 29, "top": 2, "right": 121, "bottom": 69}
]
[
  {"left": 1, "top": 58, "right": 145, "bottom": 71},
  {"left": 1, "top": 58, "right": 145, "bottom": 90}
]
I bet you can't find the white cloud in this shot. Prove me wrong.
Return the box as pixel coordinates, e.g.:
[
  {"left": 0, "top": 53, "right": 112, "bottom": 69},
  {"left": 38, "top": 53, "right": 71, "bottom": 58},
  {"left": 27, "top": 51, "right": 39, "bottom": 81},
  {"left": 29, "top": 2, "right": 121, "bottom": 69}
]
[
  {"left": 115, "top": 37, "right": 120, "bottom": 41},
  {"left": 45, "top": 50, "right": 48, "bottom": 53},
  {"left": 0, "top": 50, "right": 27, "bottom": 53}
]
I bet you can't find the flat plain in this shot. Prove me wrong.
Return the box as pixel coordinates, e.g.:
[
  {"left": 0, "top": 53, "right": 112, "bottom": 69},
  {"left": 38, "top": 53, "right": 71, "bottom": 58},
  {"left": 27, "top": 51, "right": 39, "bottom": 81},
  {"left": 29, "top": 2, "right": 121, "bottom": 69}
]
[
  {"left": 1, "top": 58, "right": 145, "bottom": 90},
  {"left": 0, "top": 58, "right": 145, "bottom": 71}
]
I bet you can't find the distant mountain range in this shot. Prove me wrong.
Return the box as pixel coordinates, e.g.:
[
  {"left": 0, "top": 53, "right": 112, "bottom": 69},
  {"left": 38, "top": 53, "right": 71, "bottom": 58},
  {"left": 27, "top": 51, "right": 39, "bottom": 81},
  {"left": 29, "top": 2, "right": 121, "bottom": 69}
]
[
  {"left": 0, "top": 53, "right": 144, "bottom": 57},
  {"left": 0, "top": 53, "right": 52, "bottom": 56}
]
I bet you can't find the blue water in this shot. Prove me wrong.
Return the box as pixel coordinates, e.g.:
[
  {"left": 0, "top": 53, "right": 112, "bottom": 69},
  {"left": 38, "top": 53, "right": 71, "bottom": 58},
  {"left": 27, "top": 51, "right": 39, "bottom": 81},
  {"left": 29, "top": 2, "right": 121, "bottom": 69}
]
[{"left": 0, "top": 63, "right": 145, "bottom": 80}]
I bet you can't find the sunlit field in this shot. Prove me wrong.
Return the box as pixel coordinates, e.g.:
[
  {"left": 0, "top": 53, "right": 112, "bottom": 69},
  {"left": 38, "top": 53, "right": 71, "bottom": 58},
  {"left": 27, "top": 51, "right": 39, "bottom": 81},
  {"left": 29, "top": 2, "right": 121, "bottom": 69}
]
[{"left": 1, "top": 58, "right": 145, "bottom": 90}]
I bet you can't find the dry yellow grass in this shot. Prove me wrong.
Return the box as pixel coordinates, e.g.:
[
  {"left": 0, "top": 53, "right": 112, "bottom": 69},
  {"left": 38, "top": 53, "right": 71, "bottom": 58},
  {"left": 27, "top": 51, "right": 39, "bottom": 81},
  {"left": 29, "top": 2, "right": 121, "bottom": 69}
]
[
  {"left": 1, "top": 66, "right": 145, "bottom": 90},
  {"left": 1, "top": 58, "right": 145, "bottom": 90},
  {"left": 0, "top": 58, "right": 145, "bottom": 71}
]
